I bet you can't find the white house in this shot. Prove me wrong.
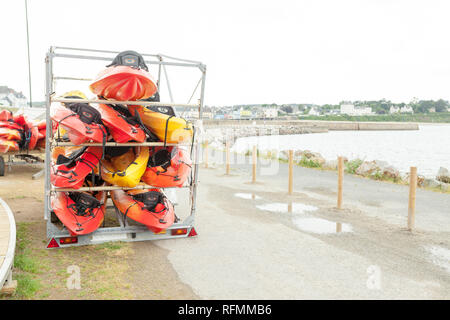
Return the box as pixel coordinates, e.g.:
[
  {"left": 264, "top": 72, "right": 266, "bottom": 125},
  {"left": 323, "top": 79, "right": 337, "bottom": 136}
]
[
  {"left": 340, "top": 104, "right": 355, "bottom": 115},
  {"left": 308, "top": 107, "right": 320, "bottom": 116},
  {"left": 0, "top": 86, "right": 27, "bottom": 108},
  {"left": 340, "top": 103, "right": 373, "bottom": 116},
  {"left": 389, "top": 106, "right": 400, "bottom": 114},
  {"left": 400, "top": 105, "right": 414, "bottom": 113},
  {"left": 263, "top": 108, "right": 278, "bottom": 118}
]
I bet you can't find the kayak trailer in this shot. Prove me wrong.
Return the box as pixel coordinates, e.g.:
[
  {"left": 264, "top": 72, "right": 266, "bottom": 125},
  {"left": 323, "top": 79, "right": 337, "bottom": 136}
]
[
  {"left": 44, "top": 46, "right": 206, "bottom": 248},
  {"left": 0, "top": 150, "right": 44, "bottom": 178}
]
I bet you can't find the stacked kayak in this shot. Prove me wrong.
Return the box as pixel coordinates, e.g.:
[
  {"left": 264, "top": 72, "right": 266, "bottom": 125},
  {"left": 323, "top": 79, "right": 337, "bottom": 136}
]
[
  {"left": 0, "top": 110, "right": 46, "bottom": 153},
  {"left": 50, "top": 50, "right": 194, "bottom": 235}
]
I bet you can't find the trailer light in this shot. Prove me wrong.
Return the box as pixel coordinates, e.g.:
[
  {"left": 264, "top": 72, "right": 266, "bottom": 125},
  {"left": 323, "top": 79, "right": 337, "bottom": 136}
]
[
  {"left": 47, "top": 238, "right": 60, "bottom": 249},
  {"left": 59, "top": 237, "right": 78, "bottom": 245},
  {"left": 188, "top": 227, "right": 197, "bottom": 237},
  {"left": 171, "top": 228, "right": 188, "bottom": 236}
]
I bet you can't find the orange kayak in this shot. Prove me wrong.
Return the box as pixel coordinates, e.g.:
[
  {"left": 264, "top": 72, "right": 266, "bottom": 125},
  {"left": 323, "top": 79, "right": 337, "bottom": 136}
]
[
  {"left": 0, "top": 138, "right": 19, "bottom": 153},
  {"left": 51, "top": 190, "right": 106, "bottom": 236},
  {"left": 111, "top": 188, "right": 175, "bottom": 233},
  {"left": 51, "top": 147, "right": 103, "bottom": 189},
  {"left": 51, "top": 106, "right": 107, "bottom": 145},
  {"left": 90, "top": 65, "right": 157, "bottom": 101},
  {"left": 0, "top": 128, "right": 21, "bottom": 140},
  {"left": 142, "top": 146, "right": 192, "bottom": 188},
  {"left": 95, "top": 104, "right": 145, "bottom": 143},
  {"left": 0, "top": 110, "right": 12, "bottom": 121}
]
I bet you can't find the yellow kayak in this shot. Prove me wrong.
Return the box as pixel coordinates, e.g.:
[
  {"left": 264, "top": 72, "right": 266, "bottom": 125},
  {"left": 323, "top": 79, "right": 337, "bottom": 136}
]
[
  {"left": 128, "top": 105, "right": 193, "bottom": 144},
  {"left": 101, "top": 146, "right": 149, "bottom": 188}
]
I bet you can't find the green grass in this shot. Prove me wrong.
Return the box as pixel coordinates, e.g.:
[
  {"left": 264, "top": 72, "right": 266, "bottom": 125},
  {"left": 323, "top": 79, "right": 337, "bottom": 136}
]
[
  {"left": 345, "top": 159, "right": 363, "bottom": 174},
  {"left": 95, "top": 241, "right": 124, "bottom": 250},
  {"left": 14, "top": 274, "right": 41, "bottom": 299},
  {"left": 298, "top": 156, "right": 322, "bottom": 168},
  {"left": 14, "top": 249, "right": 41, "bottom": 273},
  {"left": 9, "top": 222, "right": 44, "bottom": 299}
]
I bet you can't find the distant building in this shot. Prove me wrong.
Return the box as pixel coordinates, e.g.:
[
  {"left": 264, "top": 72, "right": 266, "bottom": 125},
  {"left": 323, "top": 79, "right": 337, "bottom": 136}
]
[
  {"left": 263, "top": 108, "right": 278, "bottom": 118},
  {"left": 429, "top": 107, "right": 436, "bottom": 113},
  {"left": 400, "top": 105, "right": 414, "bottom": 113},
  {"left": 0, "top": 86, "right": 27, "bottom": 108},
  {"left": 240, "top": 109, "right": 252, "bottom": 119},
  {"left": 340, "top": 103, "right": 373, "bottom": 116},
  {"left": 340, "top": 103, "right": 355, "bottom": 115},
  {"left": 389, "top": 106, "right": 400, "bottom": 114},
  {"left": 308, "top": 107, "right": 320, "bottom": 116}
]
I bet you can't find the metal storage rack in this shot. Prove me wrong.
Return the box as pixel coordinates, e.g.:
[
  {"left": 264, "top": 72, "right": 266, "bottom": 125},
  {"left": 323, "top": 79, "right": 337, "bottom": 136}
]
[{"left": 44, "top": 46, "right": 206, "bottom": 247}]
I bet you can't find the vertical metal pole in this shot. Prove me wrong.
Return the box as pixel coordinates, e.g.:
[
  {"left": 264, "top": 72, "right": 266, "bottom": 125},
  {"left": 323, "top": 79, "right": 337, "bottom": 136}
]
[
  {"left": 408, "top": 167, "right": 417, "bottom": 231},
  {"left": 157, "top": 55, "right": 162, "bottom": 90},
  {"left": 337, "top": 156, "right": 344, "bottom": 209},
  {"left": 44, "top": 49, "right": 53, "bottom": 222},
  {"left": 288, "top": 150, "right": 293, "bottom": 195},
  {"left": 24, "top": 0, "right": 32, "bottom": 108},
  {"left": 162, "top": 64, "right": 174, "bottom": 103},
  {"left": 189, "top": 66, "right": 206, "bottom": 219}
]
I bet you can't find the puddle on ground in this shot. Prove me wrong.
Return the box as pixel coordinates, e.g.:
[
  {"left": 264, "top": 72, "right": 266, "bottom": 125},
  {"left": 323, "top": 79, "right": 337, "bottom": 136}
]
[
  {"left": 234, "top": 193, "right": 262, "bottom": 200},
  {"left": 256, "top": 202, "right": 318, "bottom": 214},
  {"left": 292, "top": 217, "right": 353, "bottom": 234},
  {"left": 425, "top": 245, "right": 450, "bottom": 274},
  {"left": 256, "top": 201, "right": 353, "bottom": 235}
]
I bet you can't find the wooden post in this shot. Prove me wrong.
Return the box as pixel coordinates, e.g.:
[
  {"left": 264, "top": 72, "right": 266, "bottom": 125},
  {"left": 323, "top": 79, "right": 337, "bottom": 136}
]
[
  {"left": 408, "top": 167, "right": 417, "bottom": 231},
  {"left": 225, "top": 141, "right": 230, "bottom": 175},
  {"left": 252, "top": 145, "right": 257, "bottom": 183},
  {"left": 337, "top": 156, "right": 344, "bottom": 209},
  {"left": 336, "top": 222, "right": 342, "bottom": 233},
  {"left": 288, "top": 150, "right": 293, "bottom": 195},
  {"left": 204, "top": 140, "right": 208, "bottom": 168}
]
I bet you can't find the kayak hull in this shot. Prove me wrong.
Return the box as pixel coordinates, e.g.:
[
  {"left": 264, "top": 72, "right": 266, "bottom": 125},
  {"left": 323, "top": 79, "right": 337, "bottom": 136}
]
[
  {"left": 128, "top": 105, "right": 193, "bottom": 144},
  {"left": 51, "top": 106, "right": 106, "bottom": 145},
  {"left": 142, "top": 147, "right": 192, "bottom": 188},
  {"left": 51, "top": 147, "right": 103, "bottom": 189},
  {"left": 51, "top": 191, "right": 106, "bottom": 236},
  {"left": 0, "top": 139, "right": 19, "bottom": 153},
  {"left": 111, "top": 188, "right": 174, "bottom": 233},
  {"left": 96, "top": 104, "right": 146, "bottom": 143},
  {"left": 90, "top": 66, "right": 157, "bottom": 101}
]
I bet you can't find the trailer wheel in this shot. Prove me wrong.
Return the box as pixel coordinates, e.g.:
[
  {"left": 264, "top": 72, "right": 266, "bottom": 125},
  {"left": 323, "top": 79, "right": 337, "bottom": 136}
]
[
  {"left": 50, "top": 211, "right": 59, "bottom": 223},
  {"left": 0, "top": 156, "right": 5, "bottom": 176}
]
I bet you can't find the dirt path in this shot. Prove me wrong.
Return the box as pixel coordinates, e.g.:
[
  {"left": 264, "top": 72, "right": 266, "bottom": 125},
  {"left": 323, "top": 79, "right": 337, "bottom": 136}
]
[{"left": 0, "top": 164, "right": 197, "bottom": 300}]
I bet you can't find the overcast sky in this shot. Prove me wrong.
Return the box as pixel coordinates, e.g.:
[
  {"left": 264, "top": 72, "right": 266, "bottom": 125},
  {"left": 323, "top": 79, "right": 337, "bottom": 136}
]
[{"left": 1, "top": 0, "right": 450, "bottom": 106}]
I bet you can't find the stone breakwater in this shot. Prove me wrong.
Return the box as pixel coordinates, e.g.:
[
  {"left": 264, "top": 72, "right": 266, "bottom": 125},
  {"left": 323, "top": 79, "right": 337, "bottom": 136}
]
[
  {"left": 202, "top": 124, "right": 327, "bottom": 145},
  {"left": 203, "top": 119, "right": 419, "bottom": 131}
]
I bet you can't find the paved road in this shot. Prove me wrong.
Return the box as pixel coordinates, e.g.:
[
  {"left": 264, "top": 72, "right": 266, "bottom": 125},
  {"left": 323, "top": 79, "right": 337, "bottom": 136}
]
[{"left": 155, "top": 154, "right": 450, "bottom": 299}]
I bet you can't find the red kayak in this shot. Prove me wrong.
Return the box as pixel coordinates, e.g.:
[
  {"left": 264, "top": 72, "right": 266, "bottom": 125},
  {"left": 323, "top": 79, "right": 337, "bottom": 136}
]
[
  {"left": 0, "top": 110, "right": 12, "bottom": 121},
  {"left": 51, "top": 190, "right": 106, "bottom": 236},
  {"left": 0, "top": 128, "right": 21, "bottom": 140},
  {"left": 24, "top": 121, "right": 39, "bottom": 150},
  {"left": 96, "top": 104, "right": 146, "bottom": 143},
  {"left": 90, "top": 65, "right": 157, "bottom": 101},
  {"left": 0, "top": 120, "right": 23, "bottom": 130},
  {"left": 111, "top": 188, "right": 175, "bottom": 233},
  {"left": 0, "top": 138, "right": 19, "bottom": 153},
  {"left": 51, "top": 146, "right": 103, "bottom": 189},
  {"left": 51, "top": 106, "right": 107, "bottom": 145},
  {"left": 142, "top": 146, "right": 192, "bottom": 188}
]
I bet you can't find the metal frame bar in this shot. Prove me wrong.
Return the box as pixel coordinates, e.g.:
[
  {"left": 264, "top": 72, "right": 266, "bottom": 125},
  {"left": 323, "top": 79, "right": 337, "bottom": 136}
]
[{"left": 44, "top": 46, "right": 206, "bottom": 246}]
